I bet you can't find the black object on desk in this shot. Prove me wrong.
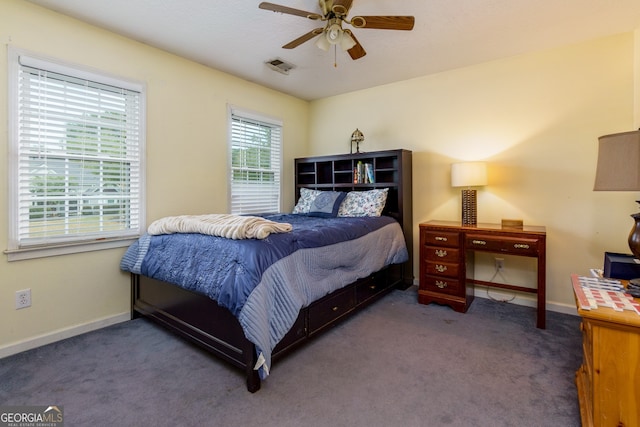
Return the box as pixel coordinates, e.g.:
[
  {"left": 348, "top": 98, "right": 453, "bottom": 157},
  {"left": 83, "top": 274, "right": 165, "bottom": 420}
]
[{"left": 603, "top": 252, "right": 640, "bottom": 280}]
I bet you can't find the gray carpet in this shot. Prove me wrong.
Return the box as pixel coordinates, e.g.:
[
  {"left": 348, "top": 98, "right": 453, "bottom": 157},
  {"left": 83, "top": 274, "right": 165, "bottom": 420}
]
[{"left": 1, "top": 288, "right": 582, "bottom": 427}]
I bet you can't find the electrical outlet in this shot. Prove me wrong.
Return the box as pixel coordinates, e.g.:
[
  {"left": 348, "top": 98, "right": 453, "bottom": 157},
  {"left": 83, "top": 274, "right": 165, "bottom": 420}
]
[
  {"left": 15, "top": 289, "right": 31, "bottom": 309},
  {"left": 495, "top": 257, "right": 505, "bottom": 271}
]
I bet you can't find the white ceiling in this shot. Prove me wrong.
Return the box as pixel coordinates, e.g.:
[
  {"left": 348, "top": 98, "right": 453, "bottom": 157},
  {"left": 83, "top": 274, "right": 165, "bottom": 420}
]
[{"left": 26, "top": 0, "right": 640, "bottom": 101}]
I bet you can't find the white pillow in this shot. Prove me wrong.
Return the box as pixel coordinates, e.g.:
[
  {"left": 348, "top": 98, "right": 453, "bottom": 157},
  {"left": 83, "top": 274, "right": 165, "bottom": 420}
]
[
  {"left": 292, "top": 188, "right": 322, "bottom": 214},
  {"left": 338, "top": 188, "right": 389, "bottom": 217}
]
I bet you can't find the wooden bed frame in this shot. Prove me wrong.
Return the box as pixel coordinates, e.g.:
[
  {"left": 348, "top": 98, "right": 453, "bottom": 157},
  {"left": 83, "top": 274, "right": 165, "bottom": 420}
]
[{"left": 131, "top": 149, "right": 413, "bottom": 392}]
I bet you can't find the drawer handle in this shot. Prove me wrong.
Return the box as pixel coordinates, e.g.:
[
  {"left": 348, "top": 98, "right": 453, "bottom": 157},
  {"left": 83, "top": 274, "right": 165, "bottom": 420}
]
[
  {"left": 514, "top": 243, "right": 530, "bottom": 249},
  {"left": 436, "top": 280, "right": 448, "bottom": 289},
  {"left": 471, "top": 240, "right": 487, "bottom": 245},
  {"left": 435, "top": 249, "right": 448, "bottom": 257},
  {"left": 435, "top": 236, "right": 448, "bottom": 242},
  {"left": 369, "top": 284, "right": 377, "bottom": 290},
  {"left": 435, "top": 264, "right": 447, "bottom": 273},
  {"left": 332, "top": 306, "right": 339, "bottom": 312}
]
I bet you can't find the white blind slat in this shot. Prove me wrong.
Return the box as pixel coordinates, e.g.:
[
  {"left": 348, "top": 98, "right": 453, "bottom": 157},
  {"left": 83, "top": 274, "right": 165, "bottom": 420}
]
[
  {"left": 229, "top": 111, "right": 282, "bottom": 215},
  {"left": 11, "top": 52, "right": 144, "bottom": 248}
]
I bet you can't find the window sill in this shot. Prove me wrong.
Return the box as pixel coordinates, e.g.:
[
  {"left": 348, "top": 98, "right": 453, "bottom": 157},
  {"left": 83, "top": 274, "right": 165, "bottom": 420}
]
[{"left": 4, "top": 237, "right": 138, "bottom": 261}]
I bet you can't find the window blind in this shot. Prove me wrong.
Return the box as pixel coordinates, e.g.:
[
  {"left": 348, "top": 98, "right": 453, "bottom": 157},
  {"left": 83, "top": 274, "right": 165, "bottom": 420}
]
[
  {"left": 229, "top": 110, "right": 282, "bottom": 215},
  {"left": 11, "top": 53, "right": 144, "bottom": 248}
]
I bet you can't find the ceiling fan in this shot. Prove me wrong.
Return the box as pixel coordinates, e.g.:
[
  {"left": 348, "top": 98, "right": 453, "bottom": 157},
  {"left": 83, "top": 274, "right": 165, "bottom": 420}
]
[{"left": 259, "top": 1, "right": 415, "bottom": 60}]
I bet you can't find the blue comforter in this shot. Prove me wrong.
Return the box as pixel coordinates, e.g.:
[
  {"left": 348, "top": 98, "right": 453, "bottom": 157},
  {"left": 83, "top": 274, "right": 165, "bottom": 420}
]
[{"left": 121, "top": 214, "right": 408, "bottom": 378}]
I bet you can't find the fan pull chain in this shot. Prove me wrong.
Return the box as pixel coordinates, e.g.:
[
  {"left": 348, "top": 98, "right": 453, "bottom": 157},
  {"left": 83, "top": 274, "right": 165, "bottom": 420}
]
[{"left": 334, "top": 45, "right": 338, "bottom": 68}]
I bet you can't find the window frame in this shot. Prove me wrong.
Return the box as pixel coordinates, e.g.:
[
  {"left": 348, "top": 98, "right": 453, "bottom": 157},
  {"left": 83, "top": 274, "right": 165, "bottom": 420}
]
[
  {"left": 6, "top": 47, "right": 146, "bottom": 261},
  {"left": 228, "top": 106, "right": 283, "bottom": 215}
]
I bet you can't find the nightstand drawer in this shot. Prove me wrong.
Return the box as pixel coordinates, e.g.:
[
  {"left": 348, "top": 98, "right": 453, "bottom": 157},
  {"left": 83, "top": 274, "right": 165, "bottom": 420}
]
[
  {"left": 425, "top": 260, "right": 460, "bottom": 278},
  {"left": 465, "top": 234, "right": 540, "bottom": 256},
  {"left": 425, "top": 246, "right": 461, "bottom": 263},
  {"left": 422, "top": 230, "right": 460, "bottom": 248},
  {"left": 421, "top": 274, "right": 462, "bottom": 295}
]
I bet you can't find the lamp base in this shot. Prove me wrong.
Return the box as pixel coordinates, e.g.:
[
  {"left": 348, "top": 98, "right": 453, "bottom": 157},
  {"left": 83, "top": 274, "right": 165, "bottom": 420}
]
[{"left": 461, "top": 189, "right": 477, "bottom": 226}]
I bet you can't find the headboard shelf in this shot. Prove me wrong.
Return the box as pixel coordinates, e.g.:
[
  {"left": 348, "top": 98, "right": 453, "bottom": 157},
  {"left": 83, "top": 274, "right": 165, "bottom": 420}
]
[{"left": 295, "top": 149, "right": 413, "bottom": 285}]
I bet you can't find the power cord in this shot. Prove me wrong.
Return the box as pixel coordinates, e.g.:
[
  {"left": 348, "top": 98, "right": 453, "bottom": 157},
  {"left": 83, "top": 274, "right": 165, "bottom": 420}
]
[{"left": 486, "top": 269, "right": 516, "bottom": 303}]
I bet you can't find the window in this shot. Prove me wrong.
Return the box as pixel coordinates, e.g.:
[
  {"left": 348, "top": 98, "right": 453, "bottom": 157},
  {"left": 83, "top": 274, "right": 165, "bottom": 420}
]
[
  {"left": 7, "top": 48, "right": 145, "bottom": 260},
  {"left": 229, "top": 107, "right": 282, "bottom": 214}
]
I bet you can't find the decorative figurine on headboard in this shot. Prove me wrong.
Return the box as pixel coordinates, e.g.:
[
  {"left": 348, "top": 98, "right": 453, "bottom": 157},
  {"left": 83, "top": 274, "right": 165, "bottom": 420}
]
[{"left": 351, "top": 128, "right": 364, "bottom": 154}]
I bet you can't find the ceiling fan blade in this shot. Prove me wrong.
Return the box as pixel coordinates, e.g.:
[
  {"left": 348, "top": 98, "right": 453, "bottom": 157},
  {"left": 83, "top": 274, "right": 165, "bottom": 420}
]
[
  {"left": 282, "top": 28, "right": 324, "bottom": 49},
  {"left": 332, "top": 0, "right": 353, "bottom": 16},
  {"left": 350, "top": 16, "right": 415, "bottom": 30},
  {"left": 259, "top": 2, "right": 322, "bottom": 20},
  {"left": 344, "top": 30, "right": 366, "bottom": 60}
]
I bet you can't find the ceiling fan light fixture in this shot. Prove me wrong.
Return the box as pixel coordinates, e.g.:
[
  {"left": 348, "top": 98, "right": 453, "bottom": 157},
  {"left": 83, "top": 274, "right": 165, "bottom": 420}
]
[
  {"left": 326, "top": 22, "right": 344, "bottom": 45},
  {"left": 340, "top": 31, "right": 356, "bottom": 51},
  {"left": 315, "top": 33, "right": 331, "bottom": 51},
  {"left": 259, "top": 2, "right": 415, "bottom": 61}
]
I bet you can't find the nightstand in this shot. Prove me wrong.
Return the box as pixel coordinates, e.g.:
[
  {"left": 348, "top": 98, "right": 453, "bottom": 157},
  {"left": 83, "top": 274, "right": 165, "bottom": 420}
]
[{"left": 571, "top": 274, "right": 640, "bottom": 426}]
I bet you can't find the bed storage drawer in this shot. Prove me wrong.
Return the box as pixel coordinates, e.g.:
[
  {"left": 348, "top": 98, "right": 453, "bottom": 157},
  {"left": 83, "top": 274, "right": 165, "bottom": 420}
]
[
  {"left": 273, "top": 314, "right": 307, "bottom": 354},
  {"left": 308, "top": 287, "right": 356, "bottom": 334},
  {"left": 355, "top": 272, "right": 391, "bottom": 304}
]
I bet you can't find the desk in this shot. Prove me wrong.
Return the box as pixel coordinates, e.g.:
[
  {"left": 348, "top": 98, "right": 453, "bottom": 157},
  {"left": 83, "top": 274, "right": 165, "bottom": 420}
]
[
  {"left": 418, "top": 220, "right": 546, "bottom": 328},
  {"left": 571, "top": 274, "right": 640, "bottom": 426}
]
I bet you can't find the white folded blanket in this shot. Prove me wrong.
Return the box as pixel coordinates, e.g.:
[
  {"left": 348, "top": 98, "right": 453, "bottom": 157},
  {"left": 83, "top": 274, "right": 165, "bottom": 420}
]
[{"left": 147, "top": 214, "right": 292, "bottom": 240}]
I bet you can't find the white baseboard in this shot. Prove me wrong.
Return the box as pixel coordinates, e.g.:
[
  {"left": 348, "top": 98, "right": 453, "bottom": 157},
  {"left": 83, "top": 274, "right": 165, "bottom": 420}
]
[
  {"left": 1, "top": 282, "right": 579, "bottom": 360},
  {"left": 0, "top": 312, "right": 131, "bottom": 359},
  {"left": 472, "top": 285, "right": 578, "bottom": 316},
  {"left": 407, "top": 283, "right": 579, "bottom": 316}
]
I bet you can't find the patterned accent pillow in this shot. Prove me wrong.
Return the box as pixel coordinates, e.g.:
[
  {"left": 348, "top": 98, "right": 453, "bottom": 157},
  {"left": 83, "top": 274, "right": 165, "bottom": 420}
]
[
  {"left": 292, "top": 188, "right": 322, "bottom": 214},
  {"left": 338, "top": 188, "right": 389, "bottom": 217},
  {"left": 308, "top": 191, "right": 347, "bottom": 218}
]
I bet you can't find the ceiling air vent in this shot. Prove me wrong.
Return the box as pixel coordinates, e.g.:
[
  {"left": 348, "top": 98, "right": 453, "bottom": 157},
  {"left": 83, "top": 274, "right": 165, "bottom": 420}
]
[{"left": 266, "top": 58, "right": 295, "bottom": 75}]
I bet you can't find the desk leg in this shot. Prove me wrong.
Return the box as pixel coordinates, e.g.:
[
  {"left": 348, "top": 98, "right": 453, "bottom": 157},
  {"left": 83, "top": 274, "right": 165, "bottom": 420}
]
[{"left": 537, "top": 247, "right": 546, "bottom": 329}]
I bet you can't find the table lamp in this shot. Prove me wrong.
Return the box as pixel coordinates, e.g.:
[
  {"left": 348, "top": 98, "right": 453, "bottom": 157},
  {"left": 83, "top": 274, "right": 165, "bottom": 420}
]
[
  {"left": 351, "top": 129, "right": 364, "bottom": 153},
  {"left": 451, "top": 162, "right": 488, "bottom": 226},
  {"left": 593, "top": 130, "right": 640, "bottom": 259}
]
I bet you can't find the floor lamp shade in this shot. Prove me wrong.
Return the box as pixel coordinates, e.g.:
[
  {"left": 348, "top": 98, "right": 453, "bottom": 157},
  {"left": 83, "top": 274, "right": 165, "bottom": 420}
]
[
  {"left": 452, "top": 162, "right": 488, "bottom": 226},
  {"left": 593, "top": 130, "right": 640, "bottom": 259}
]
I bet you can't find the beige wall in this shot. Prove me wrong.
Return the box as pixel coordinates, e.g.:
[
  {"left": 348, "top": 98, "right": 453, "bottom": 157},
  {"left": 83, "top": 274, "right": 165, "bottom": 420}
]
[
  {"left": 636, "top": 30, "right": 640, "bottom": 129},
  {"left": 0, "top": 0, "right": 309, "bottom": 354},
  {"left": 309, "top": 32, "right": 639, "bottom": 311},
  {"left": 2, "top": 0, "right": 639, "bottom": 354}
]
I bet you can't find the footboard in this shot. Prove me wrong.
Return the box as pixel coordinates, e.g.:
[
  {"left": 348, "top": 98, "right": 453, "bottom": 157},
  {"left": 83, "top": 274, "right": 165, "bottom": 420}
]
[
  {"left": 131, "top": 263, "right": 401, "bottom": 392},
  {"left": 132, "top": 275, "right": 262, "bottom": 391}
]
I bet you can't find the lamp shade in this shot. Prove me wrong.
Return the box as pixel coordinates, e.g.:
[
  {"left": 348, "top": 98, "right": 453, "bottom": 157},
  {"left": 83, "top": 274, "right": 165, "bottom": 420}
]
[
  {"left": 594, "top": 130, "right": 640, "bottom": 191},
  {"left": 315, "top": 34, "right": 331, "bottom": 51},
  {"left": 451, "top": 162, "right": 488, "bottom": 187},
  {"left": 341, "top": 31, "right": 356, "bottom": 50},
  {"left": 593, "top": 130, "right": 640, "bottom": 260}
]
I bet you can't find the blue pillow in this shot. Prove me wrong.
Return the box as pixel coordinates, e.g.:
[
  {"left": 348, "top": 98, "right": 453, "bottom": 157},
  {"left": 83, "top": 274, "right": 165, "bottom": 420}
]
[{"left": 307, "top": 191, "right": 346, "bottom": 218}]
